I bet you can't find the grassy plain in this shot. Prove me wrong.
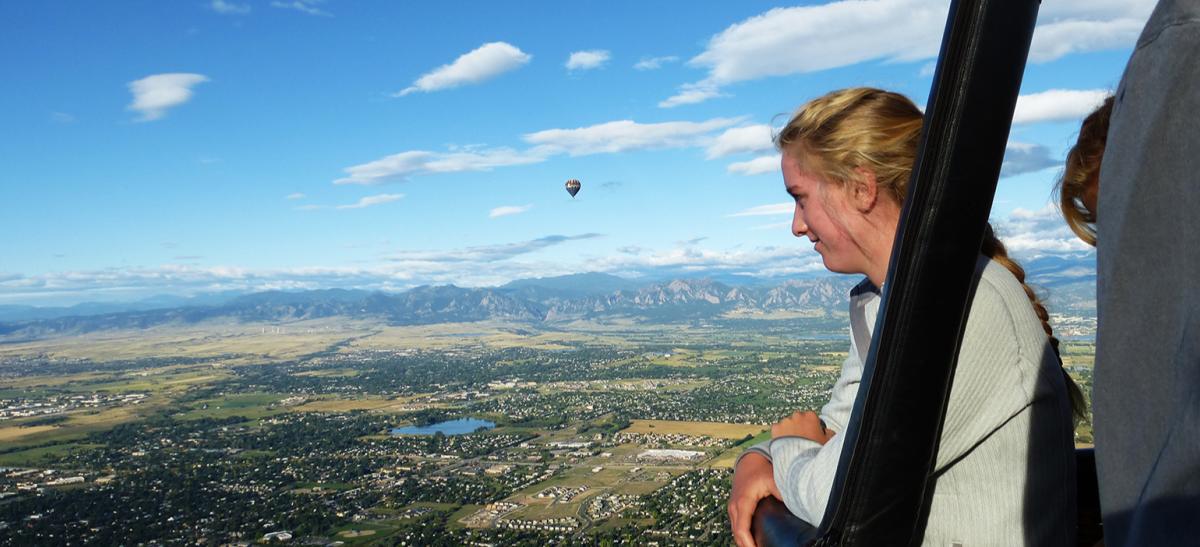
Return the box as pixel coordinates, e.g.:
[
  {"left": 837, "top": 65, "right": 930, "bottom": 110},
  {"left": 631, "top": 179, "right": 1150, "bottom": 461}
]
[
  {"left": 0, "top": 443, "right": 104, "bottom": 466},
  {"left": 84, "top": 368, "right": 231, "bottom": 393},
  {"left": 175, "top": 393, "right": 287, "bottom": 420},
  {"left": 707, "top": 430, "right": 772, "bottom": 469},
  {"left": 1060, "top": 341, "right": 1097, "bottom": 368},
  {"left": 0, "top": 401, "right": 159, "bottom": 450}
]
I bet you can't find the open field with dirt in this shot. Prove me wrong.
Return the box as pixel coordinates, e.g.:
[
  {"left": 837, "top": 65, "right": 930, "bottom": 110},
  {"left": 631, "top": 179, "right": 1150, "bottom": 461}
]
[
  {"left": 0, "top": 424, "right": 59, "bottom": 443},
  {"left": 621, "top": 419, "right": 765, "bottom": 439},
  {"left": 0, "top": 318, "right": 377, "bottom": 363},
  {"left": 348, "top": 321, "right": 620, "bottom": 352},
  {"left": 290, "top": 394, "right": 431, "bottom": 413},
  {"left": 0, "top": 402, "right": 155, "bottom": 449}
]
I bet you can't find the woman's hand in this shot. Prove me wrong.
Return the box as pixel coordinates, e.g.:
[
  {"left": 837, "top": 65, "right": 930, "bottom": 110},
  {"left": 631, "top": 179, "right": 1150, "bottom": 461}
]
[
  {"left": 729, "top": 451, "right": 783, "bottom": 547},
  {"left": 771, "top": 410, "right": 835, "bottom": 445}
]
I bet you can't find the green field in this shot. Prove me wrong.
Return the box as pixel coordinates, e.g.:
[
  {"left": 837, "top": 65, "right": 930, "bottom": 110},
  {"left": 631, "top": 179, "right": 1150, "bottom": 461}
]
[
  {"left": 175, "top": 393, "right": 288, "bottom": 420},
  {"left": 0, "top": 443, "right": 103, "bottom": 467}
]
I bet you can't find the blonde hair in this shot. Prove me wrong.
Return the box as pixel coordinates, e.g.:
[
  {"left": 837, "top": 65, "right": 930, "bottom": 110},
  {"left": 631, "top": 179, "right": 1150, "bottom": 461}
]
[
  {"left": 1057, "top": 96, "right": 1113, "bottom": 247},
  {"left": 778, "top": 87, "right": 1086, "bottom": 421}
]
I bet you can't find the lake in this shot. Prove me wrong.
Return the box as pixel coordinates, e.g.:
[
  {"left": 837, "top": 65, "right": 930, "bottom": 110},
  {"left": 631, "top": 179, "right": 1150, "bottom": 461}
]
[{"left": 390, "top": 418, "right": 496, "bottom": 436}]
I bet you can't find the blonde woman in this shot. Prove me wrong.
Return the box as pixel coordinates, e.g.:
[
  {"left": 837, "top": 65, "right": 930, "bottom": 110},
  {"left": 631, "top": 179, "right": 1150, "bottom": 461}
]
[{"left": 728, "top": 88, "right": 1081, "bottom": 546}]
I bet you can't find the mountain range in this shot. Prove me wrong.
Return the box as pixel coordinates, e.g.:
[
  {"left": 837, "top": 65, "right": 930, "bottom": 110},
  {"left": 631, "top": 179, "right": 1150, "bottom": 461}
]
[
  {"left": 0, "top": 254, "right": 1097, "bottom": 341},
  {"left": 0, "top": 274, "right": 858, "bottom": 340}
]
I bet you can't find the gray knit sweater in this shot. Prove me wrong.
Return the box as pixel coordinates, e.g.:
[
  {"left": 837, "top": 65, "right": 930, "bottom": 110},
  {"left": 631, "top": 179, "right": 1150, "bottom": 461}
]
[{"left": 742, "top": 257, "right": 1076, "bottom": 545}]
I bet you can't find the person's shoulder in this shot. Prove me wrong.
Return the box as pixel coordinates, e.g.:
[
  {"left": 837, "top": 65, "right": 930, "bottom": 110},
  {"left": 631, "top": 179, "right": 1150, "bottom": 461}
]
[
  {"left": 978, "top": 257, "right": 1020, "bottom": 292},
  {"left": 972, "top": 258, "right": 1029, "bottom": 316},
  {"left": 1136, "top": 0, "right": 1200, "bottom": 50}
]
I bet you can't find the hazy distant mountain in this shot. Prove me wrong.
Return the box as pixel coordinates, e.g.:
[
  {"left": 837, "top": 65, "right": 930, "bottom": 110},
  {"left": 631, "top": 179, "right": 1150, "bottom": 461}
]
[
  {"left": 1022, "top": 253, "right": 1097, "bottom": 287},
  {"left": 0, "top": 259, "right": 1098, "bottom": 340},
  {"left": 1021, "top": 253, "right": 1097, "bottom": 316},
  {"left": 0, "top": 291, "right": 244, "bottom": 323},
  {"left": 0, "top": 276, "right": 863, "bottom": 339},
  {"left": 499, "top": 272, "right": 641, "bottom": 298}
]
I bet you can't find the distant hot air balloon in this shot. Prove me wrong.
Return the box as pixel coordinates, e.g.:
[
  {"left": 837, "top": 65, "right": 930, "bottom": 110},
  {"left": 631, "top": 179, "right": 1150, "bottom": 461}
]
[{"left": 565, "top": 179, "right": 581, "bottom": 198}]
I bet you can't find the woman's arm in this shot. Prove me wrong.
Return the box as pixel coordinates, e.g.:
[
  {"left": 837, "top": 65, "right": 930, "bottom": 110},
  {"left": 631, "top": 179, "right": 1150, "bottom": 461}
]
[
  {"left": 729, "top": 451, "right": 784, "bottom": 547},
  {"left": 770, "top": 429, "right": 845, "bottom": 524}
]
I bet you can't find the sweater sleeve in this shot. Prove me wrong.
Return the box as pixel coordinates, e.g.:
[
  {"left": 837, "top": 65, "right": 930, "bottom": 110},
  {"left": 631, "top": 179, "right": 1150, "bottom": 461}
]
[
  {"left": 770, "top": 432, "right": 845, "bottom": 525},
  {"left": 819, "top": 330, "right": 868, "bottom": 434}
]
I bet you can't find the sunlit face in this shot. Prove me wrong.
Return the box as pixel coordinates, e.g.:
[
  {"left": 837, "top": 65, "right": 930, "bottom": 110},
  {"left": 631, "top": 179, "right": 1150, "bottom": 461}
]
[{"left": 782, "top": 154, "right": 865, "bottom": 275}]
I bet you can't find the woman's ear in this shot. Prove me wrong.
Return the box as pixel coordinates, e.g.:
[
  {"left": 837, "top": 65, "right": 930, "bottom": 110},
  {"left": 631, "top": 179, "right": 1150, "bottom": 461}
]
[{"left": 851, "top": 167, "right": 879, "bottom": 212}]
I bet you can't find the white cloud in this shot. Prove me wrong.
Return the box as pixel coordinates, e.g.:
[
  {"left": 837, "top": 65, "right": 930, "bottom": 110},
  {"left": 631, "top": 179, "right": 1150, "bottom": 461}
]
[
  {"left": 50, "top": 112, "right": 75, "bottom": 123},
  {"left": 335, "top": 116, "right": 746, "bottom": 185},
  {"left": 584, "top": 244, "right": 826, "bottom": 279},
  {"left": 1030, "top": 19, "right": 1147, "bottom": 62},
  {"left": 663, "top": 0, "right": 1152, "bottom": 107},
  {"left": 489, "top": 204, "right": 533, "bottom": 218},
  {"left": 126, "top": 73, "right": 209, "bottom": 122},
  {"left": 728, "top": 203, "right": 792, "bottom": 217},
  {"left": 210, "top": 0, "right": 250, "bottom": 14},
  {"left": 1, "top": 202, "right": 1096, "bottom": 306},
  {"left": 334, "top": 147, "right": 545, "bottom": 185},
  {"left": 727, "top": 155, "right": 780, "bottom": 176},
  {"left": 634, "top": 56, "right": 679, "bottom": 70},
  {"left": 270, "top": 0, "right": 329, "bottom": 16},
  {"left": 397, "top": 42, "right": 531, "bottom": 96},
  {"left": 1037, "top": 0, "right": 1154, "bottom": 19},
  {"left": 386, "top": 234, "right": 603, "bottom": 264},
  {"left": 566, "top": 50, "right": 611, "bottom": 70},
  {"left": 524, "top": 117, "right": 741, "bottom": 156},
  {"left": 336, "top": 193, "right": 405, "bottom": 210},
  {"left": 1001, "top": 142, "right": 1059, "bottom": 178},
  {"left": 663, "top": 0, "right": 948, "bottom": 106},
  {"left": 1013, "top": 89, "right": 1110, "bottom": 124},
  {"left": 0, "top": 235, "right": 613, "bottom": 305},
  {"left": 991, "top": 203, "right": 1092, "bottom": 255},
  {"left": 1031, "top": 1, "right": 1155, "bottom": 61},
  {"left": 659, "top": 81, "right": 725, "bottom": 108},
  {"left": 706, "top": 124, "right": 775, "bottom": 158},
  {"left": 295, "top": 204, "right": 323, "bottom": 211},
  {"left": 697, "top": 1, "right": 945, "bottom": 82},
  {"left": 285, "top": 193, "right": 306, "bottom": 200}
]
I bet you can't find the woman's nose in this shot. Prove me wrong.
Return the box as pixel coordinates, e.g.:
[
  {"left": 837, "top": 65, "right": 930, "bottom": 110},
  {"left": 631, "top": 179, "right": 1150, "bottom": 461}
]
[{"left": 792, "top": 212, "right": 808, "bottom": 237}]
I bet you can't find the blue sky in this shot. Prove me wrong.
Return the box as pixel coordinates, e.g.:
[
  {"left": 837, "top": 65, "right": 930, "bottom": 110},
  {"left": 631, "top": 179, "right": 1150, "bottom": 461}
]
[{"left": 0, "top": 0, "right": 1152, "bottom": 305}]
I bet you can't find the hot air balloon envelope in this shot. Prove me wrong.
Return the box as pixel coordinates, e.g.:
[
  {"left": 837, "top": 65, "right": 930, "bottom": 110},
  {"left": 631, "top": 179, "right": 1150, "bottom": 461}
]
[{"left": 565, "top": 179, "right": 581, "bottom": 198}]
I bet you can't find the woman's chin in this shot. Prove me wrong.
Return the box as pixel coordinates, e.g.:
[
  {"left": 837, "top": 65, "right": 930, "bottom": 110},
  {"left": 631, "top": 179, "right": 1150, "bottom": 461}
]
[{"left": 820, "top": 258, "right": 859, "bottom": 276}]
